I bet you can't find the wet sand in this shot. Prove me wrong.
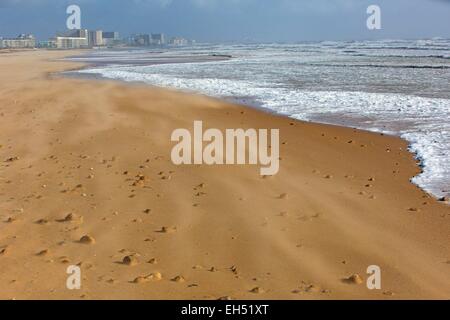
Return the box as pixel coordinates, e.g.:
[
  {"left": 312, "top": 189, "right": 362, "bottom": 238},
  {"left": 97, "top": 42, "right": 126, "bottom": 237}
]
[{"left": 0, "top": 50, "right": 449, "bottom": 300}]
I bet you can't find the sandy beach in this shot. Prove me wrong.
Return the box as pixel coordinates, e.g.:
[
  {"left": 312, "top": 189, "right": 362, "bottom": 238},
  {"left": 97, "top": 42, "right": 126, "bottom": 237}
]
[{"left": 0, "top": 50, "right": 449, "bottom": 300}]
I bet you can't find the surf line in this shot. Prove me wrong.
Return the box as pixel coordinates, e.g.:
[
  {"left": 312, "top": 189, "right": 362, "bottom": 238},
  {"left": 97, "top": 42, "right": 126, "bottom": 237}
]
[{"left": 171, "top": 120, "right": 280, "bottom": 175}]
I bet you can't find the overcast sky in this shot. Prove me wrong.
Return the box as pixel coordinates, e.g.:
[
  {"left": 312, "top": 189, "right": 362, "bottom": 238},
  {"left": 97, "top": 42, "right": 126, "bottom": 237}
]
[{"left": 1, "top": 0, "right": 449, "bottom": 42}]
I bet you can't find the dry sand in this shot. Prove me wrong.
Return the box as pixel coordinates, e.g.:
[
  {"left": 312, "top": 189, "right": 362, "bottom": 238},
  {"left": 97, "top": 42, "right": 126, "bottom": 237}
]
[{"left": 0, "top": 50, "right": 449, "bottom": 300}]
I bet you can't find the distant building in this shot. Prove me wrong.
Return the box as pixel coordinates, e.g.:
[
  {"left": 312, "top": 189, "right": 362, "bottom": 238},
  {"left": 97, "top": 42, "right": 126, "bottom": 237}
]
[
  {"left": 51, "top": 36, "right": 88, "bottom": 49},
  {"left": 151, "top": 33, "right": 165, "bottom": 45},
  {"left": 88, "top": 30, "right": 103, "bottom": 47},
  {"left": 63, "top": 29, "right": 88, "bottom": 39},
  {"left": 102, "top": 31, "right": 119, "bottom": 39},
  {"left": 129, "top": 34, "right": 151, "bottom": 46},
  {"left": 169, "top": 37, "right": 188, "bottom": 46},
  {"left": 102, "top": 31, "right": 120, "bottom": 47},
  {"left": 37, "top": 40, "right": 56, "bottom": 49},
  {"left": 0, "top": 34, "right": 36, "bottom": 49}
]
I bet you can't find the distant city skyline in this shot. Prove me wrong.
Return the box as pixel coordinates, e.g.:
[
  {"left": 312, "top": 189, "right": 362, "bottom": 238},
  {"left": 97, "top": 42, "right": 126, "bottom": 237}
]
[{"left": 1, "top": 0, "right": 450, "bottom": 42}]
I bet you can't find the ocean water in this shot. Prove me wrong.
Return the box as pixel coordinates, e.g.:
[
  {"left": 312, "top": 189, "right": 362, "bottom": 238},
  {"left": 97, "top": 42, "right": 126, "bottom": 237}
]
[{"left": 69, "top": 39, "right": 450, "bottom": 199}]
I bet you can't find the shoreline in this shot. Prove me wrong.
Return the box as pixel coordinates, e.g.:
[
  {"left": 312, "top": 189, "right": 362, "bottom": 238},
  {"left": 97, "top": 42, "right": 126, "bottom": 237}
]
[
  {"left": 64, "top": 51, "right": 448, "bottom": 203},
  {"left": 0, "top": 49, "right": 449, "bottom": 299}
]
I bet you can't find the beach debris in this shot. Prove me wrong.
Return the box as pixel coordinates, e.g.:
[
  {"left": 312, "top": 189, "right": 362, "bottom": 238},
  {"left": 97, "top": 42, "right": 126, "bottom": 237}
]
[
  {"left": 79, "top": 235, "right": 95, "bottom": 245},
  {"left": 148, "top": 258, "right": 157, "bottom": 264},
  {"left": 278, "top": 193, "right": 288, "bottom": 200}
]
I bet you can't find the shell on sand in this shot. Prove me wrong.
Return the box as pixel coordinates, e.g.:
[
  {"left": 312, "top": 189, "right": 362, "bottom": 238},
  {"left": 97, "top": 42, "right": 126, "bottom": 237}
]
[{"left": 79, "top": 235, "right": 95, "bottom": 245}]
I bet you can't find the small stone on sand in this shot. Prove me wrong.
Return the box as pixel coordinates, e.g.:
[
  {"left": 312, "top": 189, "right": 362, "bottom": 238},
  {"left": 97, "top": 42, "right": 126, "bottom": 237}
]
[
  {"left": 345, "top": 274, "right": 363, "bottom": 285},
  {"left": 250, "top": 287, "right": 265, "bottom": 294},
  {"left": 36, "top": 249, "right": 49, "bottom": 256},
  {"left": 159, "top": 226, "right": 177, "bottom": 233},
  {"left": 122, "top": 255, "right": 139, "bottom": 266},
  {"left": 172, "top": 275, "right": 185, "bottom": 283},
  {"left": 79, "top": 235, "right": 95, "bottom": 245}
]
